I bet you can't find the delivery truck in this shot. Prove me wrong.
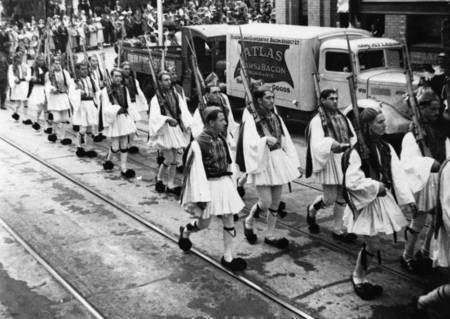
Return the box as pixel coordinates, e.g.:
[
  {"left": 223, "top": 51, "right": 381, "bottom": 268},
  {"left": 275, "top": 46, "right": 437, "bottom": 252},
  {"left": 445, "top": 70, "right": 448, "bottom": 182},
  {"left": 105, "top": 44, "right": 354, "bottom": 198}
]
[
  {"left": 226, "top": 24, "right": 414, "bottom": 133},
  {"left": 124, "top": 23, "right": 414, "bottom": 135}
]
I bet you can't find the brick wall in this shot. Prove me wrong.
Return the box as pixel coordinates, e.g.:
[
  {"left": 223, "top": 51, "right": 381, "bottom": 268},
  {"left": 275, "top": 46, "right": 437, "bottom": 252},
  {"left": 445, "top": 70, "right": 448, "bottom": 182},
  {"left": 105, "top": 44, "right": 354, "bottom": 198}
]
[
  {"left": 384, "top": 14, "right": 407, "bottom": 42},
  {"left": 411, "top": 50, "right": 440, "bottom": 66},
  {"left": 308, "top": 0, "right": 322, "bottom": 26},
  {"left": 275, "top": 0, "right": 301, "bottom": 25},
  {"left": 384, "top": 14, "right": 439, "bottom": 65},
  {"left": 275, "top": 0, "right": 288, "bottom": 24}
]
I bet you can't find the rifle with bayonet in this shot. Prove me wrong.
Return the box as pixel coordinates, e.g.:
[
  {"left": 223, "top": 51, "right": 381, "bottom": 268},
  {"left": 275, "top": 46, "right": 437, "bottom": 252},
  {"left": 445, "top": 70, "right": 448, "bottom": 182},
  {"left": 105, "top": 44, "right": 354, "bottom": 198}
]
[
  {"left": 99, "top": 53, "right": 111, "bottom": 90},
  {"left": 311, "top": 48, "right": 321, "bottom": 102},
  {"left": 66, "top": 35, "right": 76, "bottom": 77},
  {"left": 345, "top": 33, "right": 370, "bottom": 160},
  {"left": 403, "top": 42, "right": 432, "bottom": 157},
  {"left": 185, "top": 31, "right": 207, "bottom": 122},
  {"left": 238, "top": 27, "right": 272, "bottom": 137},
  {"left": 445, "top": 75, "right": 450, "bottom": 120}
]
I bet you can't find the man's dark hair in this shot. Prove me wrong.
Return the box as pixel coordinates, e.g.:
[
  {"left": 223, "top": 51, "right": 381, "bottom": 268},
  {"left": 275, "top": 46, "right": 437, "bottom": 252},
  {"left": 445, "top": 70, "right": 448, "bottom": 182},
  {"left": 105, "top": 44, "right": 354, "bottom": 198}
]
[
  {"left": 157, "top": 70, "right": 170, "bottom": 81},
  {"left": 320, "top": 89, "right": 337, "bottom": 100},
  {"left": 110, "top": 68, "right": 123, "bottom": 77},
  {"left": 205, "top": 107, "right": 223, "bottom": 124},
  {"left": 253, "top": 85, "right": 272, "bottom": 100}
]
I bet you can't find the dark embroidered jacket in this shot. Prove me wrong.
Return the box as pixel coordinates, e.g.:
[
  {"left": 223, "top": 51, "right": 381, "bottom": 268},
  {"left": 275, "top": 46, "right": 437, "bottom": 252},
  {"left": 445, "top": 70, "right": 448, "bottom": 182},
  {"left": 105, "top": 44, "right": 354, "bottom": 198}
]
[
  {"left": 197, "top": 128, "right": 232, "bottom": 179},
  {"left": 31, "top": 65, "right": 48, "bottom": 85},
  {"left": 253, "top": 107, "right": 284, "bottom": 151},
  {"left": 413, "top": 119, "right": 450, "bottom": 164},
  {"left": 108, "top": 84, "right": 128, "bottom": 110}
]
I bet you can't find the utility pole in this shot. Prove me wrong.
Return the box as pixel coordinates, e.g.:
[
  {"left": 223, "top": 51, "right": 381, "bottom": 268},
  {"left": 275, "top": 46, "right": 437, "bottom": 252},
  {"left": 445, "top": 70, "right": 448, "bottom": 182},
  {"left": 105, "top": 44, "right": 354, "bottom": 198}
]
[{"left": 157, "top": 0, "right": 163, "bottom": 46}]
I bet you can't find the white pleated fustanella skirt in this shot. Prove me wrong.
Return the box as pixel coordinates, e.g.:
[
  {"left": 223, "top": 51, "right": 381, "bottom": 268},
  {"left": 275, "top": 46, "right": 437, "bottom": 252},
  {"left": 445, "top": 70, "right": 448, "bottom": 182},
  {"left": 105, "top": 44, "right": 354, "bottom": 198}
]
[
  {"left": 150, "top": 124, "right": 190, "bottom": 150},
  {"left": 106, "top": 114, "right": 137, "bottom": 138},
  {"left": 72, "top": 100, "right": 99, "bottom": 127},
  {"left": 184, "top": 176, "right": 244, "bottom": 219},
  {"left": 248, "top": 148, "right": 299, "bottom": 186},
  {"left": 28, "top": 84, "right": 46, "bottom": 109},
  {"left": 343, "top": 191, "right": 408, "bottom": 236},
  {"left": 313, "top": 153, "right": 344, "bottom": 185},
  {"left": 414, "top": 173, "right": 439, "bottom": 212}
]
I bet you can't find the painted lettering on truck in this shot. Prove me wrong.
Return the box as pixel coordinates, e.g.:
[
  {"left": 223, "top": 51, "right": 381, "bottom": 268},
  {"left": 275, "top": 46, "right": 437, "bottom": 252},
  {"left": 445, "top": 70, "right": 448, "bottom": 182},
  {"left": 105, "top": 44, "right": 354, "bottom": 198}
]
[{"left": 233, "top": 41, "right": 295, "bottom": 88}]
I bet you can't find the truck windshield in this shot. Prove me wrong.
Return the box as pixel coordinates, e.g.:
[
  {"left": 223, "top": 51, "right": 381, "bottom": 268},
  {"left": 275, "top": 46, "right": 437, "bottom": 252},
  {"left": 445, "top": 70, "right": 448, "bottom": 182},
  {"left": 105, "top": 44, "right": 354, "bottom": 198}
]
[{"left": 358, "top": 48, "right": 403, "bottom": 71}]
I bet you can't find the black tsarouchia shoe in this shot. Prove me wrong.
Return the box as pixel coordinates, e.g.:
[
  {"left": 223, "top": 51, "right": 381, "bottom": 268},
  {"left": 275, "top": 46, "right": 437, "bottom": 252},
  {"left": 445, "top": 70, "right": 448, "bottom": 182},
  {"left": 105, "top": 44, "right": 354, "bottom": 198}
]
[
  {"left": 306, "top": 205, "right": 320, "bottom": 234},
  {"left": 121, "top": 169, "right": 136, "bottom": 179},
  {"left": 264, "top": 237, "right": 289, "bottom": 250},
  {"left": 178, "top": 226, "right": 192, "bottom": 252},
  {"left": 103, "top": 160, "right": 114, "bottom": 170},
  {"left": 48, "top": 133, "right": 57, "bottom": 143},
  {"left": 221, "top": 257, "right": 247, "bottom": 272},
  {"left": 243, "top": 221, "right": 257, "bottom": 245},
  {"left": 76, "top": 147, "right": 86, "bottom": 157},
  {"left": 32, "top": 122, "right": 41, "bottom": 131},
  {"left": 60, "top": 138, "right": 72, "bottom": 145}
]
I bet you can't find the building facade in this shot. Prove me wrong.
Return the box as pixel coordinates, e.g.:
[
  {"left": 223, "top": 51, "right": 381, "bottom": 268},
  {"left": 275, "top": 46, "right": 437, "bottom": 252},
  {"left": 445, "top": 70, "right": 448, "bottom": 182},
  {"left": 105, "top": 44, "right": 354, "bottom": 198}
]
[{"left": 276, "top": 0, "right": 450, "bottom": 65}]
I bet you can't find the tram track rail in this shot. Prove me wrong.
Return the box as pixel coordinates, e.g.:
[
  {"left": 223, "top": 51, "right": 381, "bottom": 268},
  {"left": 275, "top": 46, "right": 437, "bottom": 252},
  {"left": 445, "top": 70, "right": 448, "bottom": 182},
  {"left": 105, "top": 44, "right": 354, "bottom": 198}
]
[
  {"left": 0, "top": 134, "right": 316, "bottom": 319},
  {"left": 88, "top": 128, "right": 428, "bottom": 287},
  {"left": 0, "top": 197, "right": 105, "bottom": 319}
]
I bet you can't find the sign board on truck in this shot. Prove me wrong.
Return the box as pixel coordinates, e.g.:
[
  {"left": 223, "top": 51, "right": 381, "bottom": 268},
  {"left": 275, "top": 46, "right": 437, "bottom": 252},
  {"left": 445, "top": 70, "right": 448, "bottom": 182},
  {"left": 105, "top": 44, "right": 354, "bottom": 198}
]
[
  {"left": 123, "top": 47, "right": 183, "bottom": 82},
  {"left": 226, "top": 24, "right": 370, "bottom": 113},
  {"left": 227, "top": 33, "right": 306, "bottom": 110}
]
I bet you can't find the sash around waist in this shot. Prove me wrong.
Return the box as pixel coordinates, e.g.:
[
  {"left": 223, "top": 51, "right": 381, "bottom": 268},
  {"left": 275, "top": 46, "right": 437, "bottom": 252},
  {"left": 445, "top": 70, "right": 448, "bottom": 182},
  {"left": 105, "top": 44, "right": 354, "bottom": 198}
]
[{"left": 206, "top": 171, "right": 233, "bottom": 179}]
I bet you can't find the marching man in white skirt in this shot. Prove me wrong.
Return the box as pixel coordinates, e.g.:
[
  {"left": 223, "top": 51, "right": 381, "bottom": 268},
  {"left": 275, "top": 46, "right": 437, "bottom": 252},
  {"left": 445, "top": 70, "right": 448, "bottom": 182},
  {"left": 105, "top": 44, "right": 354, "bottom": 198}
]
[
  {"left": 149, "top": 71, "right": 192, "bottom": 195},
  {"left": 342, "top": 106, "right": 415, "bottom": 300},
  {"left": 28, "top": 55, "right": 49, "bottom": 132},
  {"left": 100, "top": 68, "right": 140, "bottom": 178},
  {"left": 45, "top": 55, "right": 75, "bottom": 145},
  {"left": 8, "top": 52, "right": 31, "bottom": 124},
  {"left": 305, "top": 89, "right": 357, "bottom": 242},
  {"left": 412, "top": 159, "right": 450, "bottom": 319},
  {"left": 122, "top": 61, "right": 148, "bottom": 154},
  {"left": 89, "top": 54, "right": 109, "bottom": 142},
  {"left": 240, "top": 85, "right": 300, "bottom": 250},
  {"left": 400, "top": 91, "right": 450, "bottom": 274},
  {"left": 73, "top": 62, "right": 100, "bottom": 158},
  {"left": 89, "top": 54, "right": 108, "bottom": 91},
  {"left": 191, "top": 76, "right": 243, "bottom": 200},
  {"left": 178, "top": 106, "right": 247, "bottom": 272},
  {"left": 191, "top": 74, "right": 239, "bottom": 141}
]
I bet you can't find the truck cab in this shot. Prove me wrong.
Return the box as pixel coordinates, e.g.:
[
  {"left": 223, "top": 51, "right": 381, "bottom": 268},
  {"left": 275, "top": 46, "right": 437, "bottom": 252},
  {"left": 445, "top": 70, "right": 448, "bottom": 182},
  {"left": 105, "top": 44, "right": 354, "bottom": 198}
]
[
  {"left": 319, "top": 37, "right": 412, "bottom": 134},
  {"left": 225, "top": 24, "right": 415, "bottom": 136}
]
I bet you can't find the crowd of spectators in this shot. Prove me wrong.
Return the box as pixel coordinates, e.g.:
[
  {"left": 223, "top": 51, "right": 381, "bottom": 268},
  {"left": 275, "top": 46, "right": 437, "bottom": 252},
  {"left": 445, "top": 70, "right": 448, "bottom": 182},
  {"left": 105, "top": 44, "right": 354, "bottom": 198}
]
[{"left": 0, "top": 0, "right": 274, "bottom": 58}]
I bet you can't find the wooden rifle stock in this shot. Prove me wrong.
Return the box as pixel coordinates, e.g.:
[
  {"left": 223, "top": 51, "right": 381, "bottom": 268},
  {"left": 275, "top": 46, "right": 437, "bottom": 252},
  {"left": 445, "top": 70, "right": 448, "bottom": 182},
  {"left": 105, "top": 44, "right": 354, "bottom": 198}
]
[
  {"left": 345, "top": 33, "right": 369, "bottom": 160},
  {"left": 238, "top": 27, "right": 272, "bottom": 137},
  {"left": 403, "top": 43, "right": 432, "bottom": 157},
  {"left": 99, "top": 54, "right": 111, "bottom": 90},
  {"left": 185, "top": 33, "right": 207, "bottom": 122},
  {"left": 445, "top": 75, "right": 450, "bottom": 116},
  {"left": 144, "top": 35, "right": 164, "bottom": 106},
  {"left": 66, "top": 36, "right": 76, "bottom": 77},
  {"left": 311, "top": 49, "right": 321, "bottom": 102}
]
